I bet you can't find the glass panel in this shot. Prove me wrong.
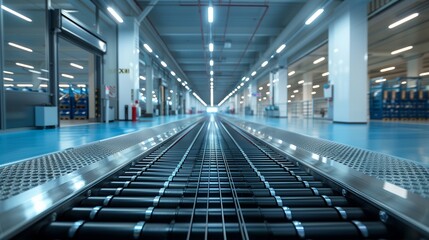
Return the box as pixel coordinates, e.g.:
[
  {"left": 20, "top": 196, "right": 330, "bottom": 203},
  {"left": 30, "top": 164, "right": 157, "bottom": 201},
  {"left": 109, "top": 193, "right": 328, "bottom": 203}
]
[{"left": 51, "top": 0, "right": 96, "bottom": 32}]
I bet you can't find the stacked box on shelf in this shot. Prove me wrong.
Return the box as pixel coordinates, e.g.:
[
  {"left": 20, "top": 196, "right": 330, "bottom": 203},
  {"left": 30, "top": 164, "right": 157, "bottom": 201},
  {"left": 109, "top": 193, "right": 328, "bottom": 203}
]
[
  {"left": 74, "top": 94, "right": 88, "bottom": 119},
  {"left": 59, "top": 95, "right": 72, "bottom": 119},
  {"left": 369, "top": 84, "right": 383, "bottom": 119},
  {"left": 415, "top": 90, "right": 426, "bottom": 119}
]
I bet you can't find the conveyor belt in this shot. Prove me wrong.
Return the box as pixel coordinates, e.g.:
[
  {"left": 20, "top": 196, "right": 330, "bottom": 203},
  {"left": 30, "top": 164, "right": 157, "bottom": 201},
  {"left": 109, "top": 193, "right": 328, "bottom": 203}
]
[{"left": 20, "top": 117, "right": 404, "bottom": 239}]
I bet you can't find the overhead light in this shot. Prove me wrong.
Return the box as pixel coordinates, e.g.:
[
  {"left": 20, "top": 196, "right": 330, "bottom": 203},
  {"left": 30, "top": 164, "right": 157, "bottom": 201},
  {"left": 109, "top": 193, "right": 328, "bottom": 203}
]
[
  {"left": 375, "top": 78, "right": 387, "bottom": 83},
  {"left": 391, "top": 46, "right": 413, "bottom": 55},
  {"left": 245, "top": 77, "right": 250, "bottom": 82},
  {"left": 311, "top": 91, "right": 316, "bottom": 95},
  {"left": 170, "top": 71, "right": 176, "bottom": 76},
  {"left": 140, "top": 76, "right": 146, "bottom": 80},
  {"left": 70, "top": 63, "right": 84, "bottom": 69},
  {"left": 240, "top": 82, "right": 244, "bottom": 86},
  {"left": 388, "top": 13, "right": 418, "bottom": 29},
  {"left": 16, "top": 62, "right": 34, "bottom": 69},
  {"left": 210, "top": 70, "right": 214, "bottom": 76},
  {"left": 210, "top": 82, "right": 214, "bottom": 86},
  {"left": 288, "top": 100, "right": 291, "bottom": 103},
  {"left": 267, "top": 83, "right": 270, "bottom": 86},
  {"left": 251, "top": 71, "right": 257, "bottom": 76},
  {"left": 313, "top": 57, "right": 325, "bottom": 64},
  {"left": 298, "top": 80, "right": 304, "bottom": 84},
  {"left": 419, "top": 72, "right": 429, "bottom": 76},
  {"left": 4, "top": 84, "right": 14, "bottom": 87},
  {"left": 261, "top": 61, "right": 269, "bottom": 68},
  {"left": 380, "top": 66, "right": 395, "bottom": 72},
  {"left": 182, "top": 82, "right": 186, "bottom": 86},
  {"left": 170, "top": 90, "right": 174, "bottom": 93},
  {"left": 209, "top": 43, "right": 214, "bottom": 52},
  {"left": 59, "top": 84, "right": 70, "bottom": 88},
  {"left": 293, "top": 89, "right": 299, "bottom": 93},
  {"left": 161, "top": 61, "right": 167, "bottom": 68},
  {"left": 305, "top": 8, "right": 324, "bottom": 25},
  {"left": 107, "top": 6, "right": 123, "bottom": 23},
  {"left": 143, "top": 44, "right": 153, "bottom": 53},
  {"left": 61, "top": 73, "right": 74, "bottom": 79},
  {"left": 266, "top": 91, "right": 270, "bottom": 95},
  {"left": 322, "top": 72, "right": 329, "bottom": 76},
  {"left": 3, "top": 77, "right": 13, "bottom": 81},
  {"left": 313, "top": 85, "right": 320, "bottom": 89},
  {"left": 287, "top": 85, "right": 291, "bottom": 88},
  {"left": 291, "top": 95, "right": 295, "bottom": 98},
  {"left": 401, "top": 81, "right": 407, "bottom": 85},
  {"left": 276, "top": 44, "right": 286, "bottom": 54},
  {"left": 263, "top": 97, "right": 267, "bottom": 100},
  {"left": 288, "top": 71, "right": 295, "bottom": 76},
  {"left": 38, "top": 77, "right": 49, "bottom": 81},
  {"left": 28, "top": 70, "right": 41, "bottom": 74},
  {"left": 259, "top": 87, "right": 263, "bottom": 90},
  {"left": 210, "top": 77, "right": 213, "bottom": 82},
  {"left": 39, "top": 84, "right": 48, "bottom": 88},
  {"left": 177, "top": 78, "right": 182, "bottom": 82},
  {"left": 210, "top": 59, "right": 214, "bottom": 66},
  {"left": 1, "top": 5, "right": 32, "bottom": 22},
  {"left": 208, "top": 6, "right": 214, "bottom": 23},
  {"left": 77, "top": 84, "right": 86, "bottom": 88},
  {"left": 41, "top": 69, "right": 49, "bottom": 73},
  {"left": 241, "top": 77, "right": 246, "bottom": 81},
  {"left": 8, "top": 42, "right": 33, "bottom": 52},
  {"left": 3, "top": 71, "right": 14, "bottom": 75},
  {"left": 17, "top": 84, "right": 33, "bottom": 87},
  {"left": 237, "top": 86, "right": 241, "bottom": 89}
]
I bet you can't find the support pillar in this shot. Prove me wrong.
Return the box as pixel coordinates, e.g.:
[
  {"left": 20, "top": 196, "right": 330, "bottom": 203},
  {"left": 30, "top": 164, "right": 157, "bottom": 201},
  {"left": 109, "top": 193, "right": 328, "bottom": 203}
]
[
  {"left": 118, "top": 17, "right": 139, "bottom": 120},
  {"left": 406, "top": 55, "right": 423, "bottom": 88},
  {"left": 274, "top": 68, "right": 288, "bottom": 117},
  {"left": 329, "top": 0, "right": 368, "bottom": 123},
  {"left": 145, "top": 64, "right": 154, "bottom": 116},
  {"left": 249, "top": 83, "right": 257, "bottom": 115}
]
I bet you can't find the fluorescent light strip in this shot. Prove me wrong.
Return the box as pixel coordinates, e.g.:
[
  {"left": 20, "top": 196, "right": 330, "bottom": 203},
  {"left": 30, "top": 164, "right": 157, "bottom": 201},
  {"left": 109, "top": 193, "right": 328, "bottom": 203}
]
[
  {"left": 305, "top": 8, "right": 324, "bottom": 25},
  {"left": 17, "top": 84, "right": 33, "bottom": 87},
  {"left": 39, "top": 84, "right": 48, "bottom": 88},
  {"left": 322, "top": 72, "right": 329, "bottom": 76},
  {"left": 70, "top": 63, "right": 84, "bottom": 69},
  {"left": 313, "top": 85, "right": 320, "bottom": 89},
  {"left": 209, "top": 43, "right": 214, "bottom": 52},
  {"left": 16, "top": 62, "right": 34, "bottom": 69},
  {"left": 391, "top": 46, "right": 413, "bottom": 55},
  {"left": 170, "top": 71, "right": 176, "bottom": 76},
  {"left": 210, "top": 59, "right": 214, "bottom": 66},
  {"left": 401, "top": 81, "right": 407, "bottom": 85},
  {"left": 4, "top": 84, "right": 14, "bottom": 87},
  {"left": 293, "top": 90, "right": 299, "bottom": 93},
  {"left": 161, "top": 61, "right": 167, "bottom": 68},
  {"left": 140, "top": 76, "right": 146, "bottom": 80},
  {"left": 77, "top": 84, "right": 86, "bottom": 88},
  {"left": 61, "top": 73, "right": 74, "bottom": 79},
  {"left": 208, "top": 6, "right": 214, "bottom": 23},
  {"left": 245, "top": 77, "right": 250, "bottom": 82},
  {"left": 313, "top": 57, "right": 325, "bottom": 64},
  {"left": 312, "top": 91, "right": 316, "bottom": 94},
  {"left": 107, "top": 7, "right": 123, "bottom": 23},
  {"left": 8, "top": 42, "right": 33, "bottom": 52},
  {"left": 380, "top": 66, "right": 395, "bottom": 72},
  {"left": 4, "top": 77, "right": 14, "bottom": 81},
  {"left": 177, "top": 78, "right": 182, "bottom": 82},
  {"left": 288, "top": 71, "right": 295, "bottom": 76},
  {"left": 276, "top": 44, "right": 286, "bottom": 54},
  {"left": 240, "top": 82, "right": 244, "bottom": 86},
  {"left": 261, "top": 61, "right": 269, "bottom": 68},
  {"left": 28, "top": 70, "right": 41, "bottom": 74},
  {"left": 298, "top": 80, "right": 304, "bottom": 84},
  {"left": 210, "top": 88, "right": 214, "bottom": 106},
  {"left": 3, "top": 71, "right": 14, "bottom": 75},
  {"left": 143, "top": 44, "right": 153, "bottom": 53},
  {"left": 41, "top": 69, "right": 49, "bottom": 73},
  {"left": 375, "top": 78, "right": 386, "bottom": 83},
  {"left": 38, "top": 77, "right": 49, "bottom": 81},
  {"left": 291, "top": 95, "right": 295, "bottom": 98},
  {"left": 388, "top": 13, "right": 418, "bottom": 29},
  {"left": 1, "top": 5, "right": 32, "bottom": 22},
  {"left": 210, "top": 77, "right": 213, "bottom": 82},
  {"left": 210, "top": 70, "right": 214, "bottom": 76},
  {"left": 287, "top": 85, "right": 291, "bottom": 88},
  {"left": 419, "top": 72, "right": 429, "bottom": 76},
  {"left": 59, "top": 84, "right": 69, "bottom": 88},
  {"left": 251, "top": 71, "right": 257, "bottom": 76}
]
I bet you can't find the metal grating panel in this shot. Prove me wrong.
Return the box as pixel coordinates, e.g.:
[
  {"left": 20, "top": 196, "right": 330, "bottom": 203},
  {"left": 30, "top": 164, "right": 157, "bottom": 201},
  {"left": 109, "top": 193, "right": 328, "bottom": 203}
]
[
  {"left": 226, "top": 118, "right": 429, "bottom": 199},
  {"left": 0, "top": 120, "right": 197, "bottom": 200}
]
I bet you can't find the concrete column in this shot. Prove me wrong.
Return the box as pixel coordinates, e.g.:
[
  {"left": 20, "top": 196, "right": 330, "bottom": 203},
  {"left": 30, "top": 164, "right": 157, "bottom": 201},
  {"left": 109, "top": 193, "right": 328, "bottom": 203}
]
[
  {"left": 185, "top": 91, "right": 191, "bottom": 114},
  {"left": 302, "top": 72, "right": 313, "bottom": 101},
  {"left": 329, "top": 0, "right": 368, "bottom": 123},
  {"left": 118, "top": 17, "right": 139, "bottom": 120},
  {"left": 269, "top": 72, "right": 275, "bottom": 105},
  {"left": 275, "top": 68, "right": 288, "bottom": 117},
  {"left": 249, "top": 83, "right": 257, "bottom": 115},
  {"left": 145, "top": 64, "right": 154, "bottom": 116},
  {"left": 407, "top": 56, "right": 422, "bottom": 77},
  {"left": 234, "top": 94, "right": 239, "bottom": 114}
]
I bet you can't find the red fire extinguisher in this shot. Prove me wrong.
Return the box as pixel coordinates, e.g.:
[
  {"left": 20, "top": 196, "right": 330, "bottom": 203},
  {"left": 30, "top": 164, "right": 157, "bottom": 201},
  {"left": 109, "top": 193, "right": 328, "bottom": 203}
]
[{"left": 131, "top": 101, "right": 137, "bottom": 122}]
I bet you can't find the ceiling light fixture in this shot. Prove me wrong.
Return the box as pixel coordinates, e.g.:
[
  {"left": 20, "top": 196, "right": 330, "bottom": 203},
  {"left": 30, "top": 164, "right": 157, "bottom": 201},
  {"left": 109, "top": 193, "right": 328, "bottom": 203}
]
[
  {"left": 291, "top": 95, "right": 295, "bottom": 98},
  {"left": 210, "top": 77, "right": 213, "bottom": 82},
  {"left": 177, "top": 78, "right": 182, "bottom": 82},
  {"left": 245, "top": 77, "right": 250, "bottom": 82},
  {"left": 210, "top": 70, "right": 214, "bottom": 76},
  {"left": 209, "top": 43, "right": 214, "bottom": 52},
  {"left": 28, "top": 70, "right": 41, "bottom": 74},
  {"left": 312, "top": 91, "right": 316, "bottom": 95},
  {"left": 77, "top": 84, "right": 87, "bottom": 88},
  {"left": 3, "top": 77, "right": 13, "bottom": 81},
  {"left": 313, "top": 85, "right": 320, "bottom": 88},
  {"left": 305, "top": 8, "right": 324, "bottom": 25},
  {"left": 208, "top": 6, "right": 214, "bottom": 23},
  {"left": 59, "top": 84, "right": 70, "bottom": 88},
  {"left": 391, "top": 46, "right": 413, "bottom": 55},
  {"left": 251, "top": 71, "right": 257, "bottom": 76},
  {"left": 210, "top": 59, "right": 214, "bottom": 66},
  {"left": 276, "top": 44, "right": 286, "bottom": 54},
  {"left": 161, "top": 61, "right": 167, "bottom": 68},
  {"left": 388, "top": 13, "right": 418, "bottom": 29},
  {"left": 288, "top": 71, "right": 295, "bottom": 76},
  {"left": 170, "top": 71, "right": 176, "bottom": 76},
  {"left": 70, "top": 63, "right": 84, "bottom": 69},
  {"left": 261, "top": 61, "right": 269, "bottom": 68},
  {"left": 8, "top": 42, "right": 33, "bottom": 52},
  {"left": 3, "top": 71, "right": 14, "bottom": 75},
  {"left": 375, "top": 78, "right": 386, "bottom": 83},
  {"left": 287, "top": 85, "right": 291, "bottom": 88},
  {"left": 293, "top": 89, "right": 299, "bottom": 93},
  {"left": 322, "top": 72, "right": 329, "bottom": 76},
  {"left": 298, "top": 80, "right": 304, "bottom": 84},
  {"left": 61, "top": 73, "right": 74, "bottom": 79},
  {"left": 313, "top": 57, "right": 325, "bottom": 64},
  {"left": 38, "top": 77, "right": 49, "bottom": 81},
  {"left": 143, "top": 44, "right": 153, "bottom": 53},
  {"left": 140, "top": 76, "right": 146, "bottom": 80},
  {"left": 401, "top": 81, "right": 407, "bottom": 85},
  {"left": 107, "top": 6, "right": 123, "bottom": 23},
  {"left": 419, "top": 72, "right": 429, "bottom": 76},
  {"left": 16, "top": 62, "right": 34, "bottom": 69},
  {"left": 380, "top": 66, "right": 395, "bottom": 72},
  {"left": 1, "top": 5, "right": 32, "bottom": 22},
  {"left": 17, "top": 84, "right": 33, "bottom": 87}
]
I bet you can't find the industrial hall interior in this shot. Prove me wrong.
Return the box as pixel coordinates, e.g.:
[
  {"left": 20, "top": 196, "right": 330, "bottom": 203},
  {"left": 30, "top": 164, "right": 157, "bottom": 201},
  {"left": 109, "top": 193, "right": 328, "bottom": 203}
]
[{"left": 0, "top": 0, "right": 428, "bottom": 239}]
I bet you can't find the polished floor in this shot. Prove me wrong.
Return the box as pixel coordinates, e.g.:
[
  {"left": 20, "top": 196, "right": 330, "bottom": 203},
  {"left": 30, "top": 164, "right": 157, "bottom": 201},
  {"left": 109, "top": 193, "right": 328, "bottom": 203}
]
[
  {"left": 228, "top": 115, "right": 429, "bottom": 167},
  {"left": 0, "top": 115, "right": 196, "bottom": 166},
  {"left": 1, "top": 114, "right": 428, "bottom": 167}
]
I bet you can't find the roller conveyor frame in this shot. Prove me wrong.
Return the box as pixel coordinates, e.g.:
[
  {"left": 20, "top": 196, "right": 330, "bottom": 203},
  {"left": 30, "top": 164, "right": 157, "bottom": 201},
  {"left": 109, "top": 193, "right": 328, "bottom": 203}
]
[{"left": 1, "top": 115, "right": 428, "bottom": 239}]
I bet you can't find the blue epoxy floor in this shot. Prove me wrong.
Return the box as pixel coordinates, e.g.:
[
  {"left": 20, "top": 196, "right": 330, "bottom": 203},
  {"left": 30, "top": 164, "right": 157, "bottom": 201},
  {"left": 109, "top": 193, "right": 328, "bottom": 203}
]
[
  {"left": 228, "top": 115, "right": 429, "bottom": 166},
  {"left": 0, "top": 115, "right": 196, "bottom": 166}
]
